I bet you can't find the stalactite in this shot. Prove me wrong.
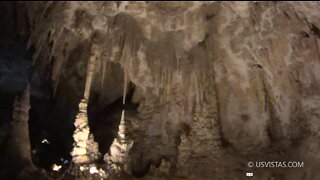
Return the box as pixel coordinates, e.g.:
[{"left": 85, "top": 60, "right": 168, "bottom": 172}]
[
  {"left": 121, "top": 42, "right": 131, "bottom": 105},
  {"left": 32, "top": 33, "right": 44, "bottom": 65},
  {"left": 123, "top": 62, "right": 128, "bottom": 105},
  {"left": 84, "top": 45, "right": 98, "bottom": 101},
  {"left": 7, "top": 1, "right": 320, "bottom": 179},
  {"left": 100, "top": 60, "right": 107, "bottom": 89}
]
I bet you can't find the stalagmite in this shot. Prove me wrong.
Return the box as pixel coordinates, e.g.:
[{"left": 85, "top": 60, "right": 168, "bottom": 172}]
[
  {"left": 104, "top": 68, "right": 134, "bottom": 172},
  {"left": 104, "top": 109, "right": 134, "bottom": 172},
  {"left": 70, "top": 44, "right": 100, "bottom": 165},
  {"left": 2, "top": 1, "right": 320, "bottom": 179},
  {"left": 70, "top": 99, "right": 100, "bottom": 164},
  {"left": 175, "top": 133, "right": 191, "bottom": 177},
  {"left": 150, "top": 159, "right": 171, "bottom": 176},
  {"left": 3, "top": 84, "right": 36, "bottom": 175},
  {"left": 175, "top": 105, "right": 221, "bottom": 177}
]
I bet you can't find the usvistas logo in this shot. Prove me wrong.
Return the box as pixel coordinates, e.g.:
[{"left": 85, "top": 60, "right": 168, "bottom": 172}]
[{"left": 248, "top": 161, "right": 304, "bottom": 168}]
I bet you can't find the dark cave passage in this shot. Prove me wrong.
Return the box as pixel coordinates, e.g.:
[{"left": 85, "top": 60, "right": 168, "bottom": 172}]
[{"left": 29, "top": 88, "right": 76, "bottom": 170}]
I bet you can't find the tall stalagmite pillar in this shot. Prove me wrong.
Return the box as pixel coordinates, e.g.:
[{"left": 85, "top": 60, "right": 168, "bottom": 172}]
[{"left": 70, "top": 44, "right": 100, "bottom": 164}]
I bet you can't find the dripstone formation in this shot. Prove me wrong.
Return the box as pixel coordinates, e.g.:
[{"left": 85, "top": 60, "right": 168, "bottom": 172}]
[
  {"left": 104, "top": 109, "right": 133, "bottom": 173},
  {"left": 70, "top": 99, "right": 99, "bottom": 164},
  {"left": 0, "top": 2, "right": 320, "bottom": 180}
]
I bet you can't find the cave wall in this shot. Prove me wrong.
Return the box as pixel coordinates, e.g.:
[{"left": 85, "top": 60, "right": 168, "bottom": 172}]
[{"left": 3, "top": 1, "right": 320, "bottom": 179}]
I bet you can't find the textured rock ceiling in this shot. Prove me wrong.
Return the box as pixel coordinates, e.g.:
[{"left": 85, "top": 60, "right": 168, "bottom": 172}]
[{"left": 1, "top": 1, "right": 320, "bottom": 179}]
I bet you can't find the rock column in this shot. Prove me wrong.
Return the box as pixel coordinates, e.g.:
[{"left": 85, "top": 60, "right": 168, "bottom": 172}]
[
  {"left": 70, "top": 45, "right": 100, "bottom": 164},
  {"left": 2, "top": 84, "right": 36, "bottom": 177}
]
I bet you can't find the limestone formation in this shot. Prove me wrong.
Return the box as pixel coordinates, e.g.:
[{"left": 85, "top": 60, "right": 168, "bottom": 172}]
[
  {"left": 149, "top": 159, "right": 172, "bottom": 177},
  {"left": 104, "top": 109, "right": 133, "bottom": 172},
  {"left": 70, "top": 99, "right": 99, "bottom": 164},
  {"left": 175, "top": 133, "right": 191, "bottom": 177},
  {"left": 1, "top": 85, "right": 36, "bottom": 177},
  {"left": 12, "top": 85, "right": 34, "bottom": 165},
  {"left": 1, "top": 1, "right": 320, "bottom": 180},
  {"left": 70, "top": 44, "right": 100, "bottom": 164}
]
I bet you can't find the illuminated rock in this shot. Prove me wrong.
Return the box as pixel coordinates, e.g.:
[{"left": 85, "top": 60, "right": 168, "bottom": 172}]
[
  {"left": 70, "top": 44, "right": 100, "bottom": 164},
  {"left": 104, "top": 109, "right": 133, "bottom": 172},
  {"left": 70, "top": 99, "right": 100, "bottom": 164},
  {"left": 52, "top": 164, "right": 62, "bottom": 171},
  {"left": 70, "top": 99, "right": 90, "bottom": 163}
]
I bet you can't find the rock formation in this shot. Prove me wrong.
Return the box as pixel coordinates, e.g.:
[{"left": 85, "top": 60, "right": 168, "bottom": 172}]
[
  {"left": 149, "top": 159, "right": 172, "bottom": 177},
  {"left": 0, "top": 1, "right": 320, "bottom": 179},
  {"left": 70, "top": 99, "right": 99, "bottom": 164},
  {"left": 70, "top": 44, "right": 100, "bottom": 164},
  {"left": 104, "top": 109, "right": 133, "bottom": 173},
  {"left": 175, "top": 133, "right": 191, "bottom": 177},
  {"left": 0, "top": 85, "right": 36, "bottom": 178}
]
